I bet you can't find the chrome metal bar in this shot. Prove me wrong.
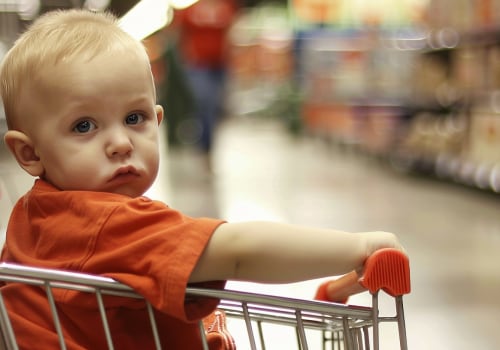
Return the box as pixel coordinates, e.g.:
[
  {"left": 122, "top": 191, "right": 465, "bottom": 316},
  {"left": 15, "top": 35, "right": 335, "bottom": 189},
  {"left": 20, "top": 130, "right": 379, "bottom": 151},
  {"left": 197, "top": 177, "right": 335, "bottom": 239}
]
[
  {"left": 257, "top": 320, "right": 266, "bottom": 350},
  {"left": 187, "top": 287, "right": 372, "bottom": 319},
  {"left": 294, "top": 310, "right": 309, "bottom": 350},
  {"left": 342, "top": 317, "right": 352, "bottom": 350},
  {"left": 371, "top": 293, "right": 379, "bottom": 350},
  {"left": 396, "top": 296, "right": 408, "bottom": 350},
  {"left": 335, "top": 331, "right": 342, "bottom": 350},
  {"left": 321, "top": 331, "right": 327, "bottom": 350},
  {"left": 198, "top": 320, "right": 209, "bottom": 350},
  {"left": 0, "top": 290, "right": 18, "bottom": 350},
  {"left": 242, "top": 302, "right": 257, "bottom": 350},
  {"left": 95, "top": 289, "right": 114, "bottom": 350},
  {"left": 44, "top": 283, "right": 66, "bottom": 350},
  {"left": 145, "top": 301, "right": 162, "bottom": 350},
  {"left": 0, "top": 262, "right": 410, "bottom": 350},
  {"left": 362, "top": 326, "right": 371, "bottom": 350},
  {"left": 352, "top": 328, "right": 359, "bottom": 350},
  {"left": 0, "top": 263, "right": 133, "bottom": 293}
]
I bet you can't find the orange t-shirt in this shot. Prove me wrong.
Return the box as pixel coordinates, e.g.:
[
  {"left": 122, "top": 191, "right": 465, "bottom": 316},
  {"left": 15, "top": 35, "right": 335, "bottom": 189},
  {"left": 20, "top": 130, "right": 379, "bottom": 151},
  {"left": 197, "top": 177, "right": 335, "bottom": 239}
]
[{"left": 1, "top": 179, "right": 226, "bottom": 349}]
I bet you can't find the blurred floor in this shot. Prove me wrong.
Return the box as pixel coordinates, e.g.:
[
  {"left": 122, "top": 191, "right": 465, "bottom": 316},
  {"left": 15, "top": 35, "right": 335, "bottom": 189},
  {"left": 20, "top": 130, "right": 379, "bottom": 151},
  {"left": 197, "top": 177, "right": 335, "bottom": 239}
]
[
  {"left": 1, "top": 115, "right": 500, "bottom": 349},
  {"left": 164, "top": 116, "right": 500, "bottom": 350}
]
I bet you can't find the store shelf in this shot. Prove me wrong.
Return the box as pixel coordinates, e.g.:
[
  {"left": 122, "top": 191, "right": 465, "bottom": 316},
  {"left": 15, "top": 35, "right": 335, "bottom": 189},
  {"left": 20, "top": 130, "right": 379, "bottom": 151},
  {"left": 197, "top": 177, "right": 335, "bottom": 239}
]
[{"left": 390, "top": 150, "right": 500, "bottom": 193}]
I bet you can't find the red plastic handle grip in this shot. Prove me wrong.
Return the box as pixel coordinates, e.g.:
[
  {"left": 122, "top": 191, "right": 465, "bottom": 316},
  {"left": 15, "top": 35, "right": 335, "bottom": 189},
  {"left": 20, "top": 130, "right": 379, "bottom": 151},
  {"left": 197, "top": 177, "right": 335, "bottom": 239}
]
[
  {"left": 359, "top": 248, "right": 411, "bottom": 296},
  {"left": 314, "top": 248, "right": 410, "bottom": 303}
]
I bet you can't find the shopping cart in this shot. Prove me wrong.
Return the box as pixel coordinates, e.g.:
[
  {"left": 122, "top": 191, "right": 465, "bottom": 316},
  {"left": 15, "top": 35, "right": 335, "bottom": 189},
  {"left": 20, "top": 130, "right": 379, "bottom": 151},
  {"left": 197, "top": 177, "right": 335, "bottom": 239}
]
[{"left": 0, "top": 248, "right": 410, "bottom": 350}]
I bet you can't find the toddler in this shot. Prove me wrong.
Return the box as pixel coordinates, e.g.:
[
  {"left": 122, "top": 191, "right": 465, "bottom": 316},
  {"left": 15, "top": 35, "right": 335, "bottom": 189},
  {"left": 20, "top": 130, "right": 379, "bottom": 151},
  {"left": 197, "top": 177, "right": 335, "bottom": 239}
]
[{"left": 0, "top": 9, "right": 404, "bottom": 349}]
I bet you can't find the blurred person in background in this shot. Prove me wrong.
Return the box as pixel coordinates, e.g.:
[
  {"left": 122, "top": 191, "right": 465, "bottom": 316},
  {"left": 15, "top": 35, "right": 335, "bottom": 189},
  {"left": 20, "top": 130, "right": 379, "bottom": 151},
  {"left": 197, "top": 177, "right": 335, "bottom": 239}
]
[{"left": 172, "top": 0, "right": 240, "bottom": 163}]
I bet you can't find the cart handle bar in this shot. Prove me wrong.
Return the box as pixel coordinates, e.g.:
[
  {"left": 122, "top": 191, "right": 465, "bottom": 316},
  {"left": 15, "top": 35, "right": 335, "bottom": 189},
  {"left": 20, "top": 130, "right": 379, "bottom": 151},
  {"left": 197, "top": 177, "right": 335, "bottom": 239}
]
[
  {"left": 315, "top": 248, "right": 410, "bottom": 303},
  {"left": 360, "top": 248, "right": 410, "bottom": 296}
]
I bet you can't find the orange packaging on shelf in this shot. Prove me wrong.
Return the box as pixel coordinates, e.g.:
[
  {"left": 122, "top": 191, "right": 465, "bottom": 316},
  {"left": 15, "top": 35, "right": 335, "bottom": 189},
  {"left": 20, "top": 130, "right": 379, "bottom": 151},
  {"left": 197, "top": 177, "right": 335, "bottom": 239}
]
[
  {"left": 292, "top": 0, "right": 342, "bottom": 24},
  {"left": 228, "top": 43, "right": 259, "bottom": 84},
  {"left": 301, "top": 103, "right": 355, "bottom": 140},
  {"left": 256, "top": 37, "right": 293, "bottom": 83}
]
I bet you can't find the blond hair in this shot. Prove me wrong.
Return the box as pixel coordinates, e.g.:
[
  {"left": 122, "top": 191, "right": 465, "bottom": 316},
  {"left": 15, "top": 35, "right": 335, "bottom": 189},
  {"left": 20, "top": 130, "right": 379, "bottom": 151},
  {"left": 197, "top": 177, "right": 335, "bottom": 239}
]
[{"left": 0, "top": 9, "right": 150, "bottom": 130}]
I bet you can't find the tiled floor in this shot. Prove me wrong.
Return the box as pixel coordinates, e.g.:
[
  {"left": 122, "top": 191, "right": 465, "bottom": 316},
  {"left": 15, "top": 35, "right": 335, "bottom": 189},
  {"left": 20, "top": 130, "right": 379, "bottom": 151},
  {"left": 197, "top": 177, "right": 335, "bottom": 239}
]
[{"left": 1, "top": 116, "right": 500, "bottom": 349}]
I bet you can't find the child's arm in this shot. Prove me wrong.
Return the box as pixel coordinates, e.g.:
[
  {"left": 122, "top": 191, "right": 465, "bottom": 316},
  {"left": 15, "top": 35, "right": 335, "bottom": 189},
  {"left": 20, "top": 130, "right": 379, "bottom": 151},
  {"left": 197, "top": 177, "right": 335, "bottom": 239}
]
[{"left": 189, "top": 221, "right": 403, "bottom": 283}]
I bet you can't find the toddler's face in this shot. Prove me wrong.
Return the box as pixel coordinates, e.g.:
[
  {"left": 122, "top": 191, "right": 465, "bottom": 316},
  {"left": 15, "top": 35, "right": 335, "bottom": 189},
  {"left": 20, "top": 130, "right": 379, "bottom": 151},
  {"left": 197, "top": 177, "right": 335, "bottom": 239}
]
[{"left": 23, "top": 51, "right": 163, "bottom": 197}]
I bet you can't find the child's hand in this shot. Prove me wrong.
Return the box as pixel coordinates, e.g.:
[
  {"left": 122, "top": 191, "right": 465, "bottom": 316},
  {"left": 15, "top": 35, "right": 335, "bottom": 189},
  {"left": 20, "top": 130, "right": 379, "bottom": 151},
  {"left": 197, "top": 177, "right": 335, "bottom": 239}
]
[
  {"left": 360, "top": 231, "right": 406, "bottom": 259},
  {"left": 315, "top": 244, "right": 410, "bottom": 303}
]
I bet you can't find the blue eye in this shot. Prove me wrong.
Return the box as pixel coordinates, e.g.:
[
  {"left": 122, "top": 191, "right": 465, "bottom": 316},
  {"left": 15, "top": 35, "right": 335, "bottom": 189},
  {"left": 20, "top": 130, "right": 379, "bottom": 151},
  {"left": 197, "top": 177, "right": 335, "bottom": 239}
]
[
  {"left": 73, "top": 120, "right": 96, "bottom": 133},
  {"left": 125, "top": 113, "right": 144, "bottom": 125}
]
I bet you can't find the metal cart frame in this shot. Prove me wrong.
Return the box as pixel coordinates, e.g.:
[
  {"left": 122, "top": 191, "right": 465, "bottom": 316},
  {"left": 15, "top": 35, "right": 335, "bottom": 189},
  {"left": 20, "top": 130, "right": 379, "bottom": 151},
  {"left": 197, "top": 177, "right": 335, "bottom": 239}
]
[{"left": 0, "top": 248, "right": 410, "bottom": 350}]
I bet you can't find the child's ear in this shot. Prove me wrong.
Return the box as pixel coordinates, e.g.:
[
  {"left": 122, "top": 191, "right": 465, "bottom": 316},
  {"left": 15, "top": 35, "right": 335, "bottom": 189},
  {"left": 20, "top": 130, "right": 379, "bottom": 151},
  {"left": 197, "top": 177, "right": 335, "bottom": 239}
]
[
  {"left": 4, "top": 130, "right": 44, "bottom": 177},
  {"left": 155, "top": 105, "right": 164, "bottom": 125}
]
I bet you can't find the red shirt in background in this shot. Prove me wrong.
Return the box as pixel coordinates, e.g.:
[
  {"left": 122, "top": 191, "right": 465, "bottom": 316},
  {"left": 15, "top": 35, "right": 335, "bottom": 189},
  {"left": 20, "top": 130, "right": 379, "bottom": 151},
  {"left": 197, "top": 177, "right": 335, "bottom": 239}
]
[{"left": 174, "top": 0, "right": 239, "bottom": 68}]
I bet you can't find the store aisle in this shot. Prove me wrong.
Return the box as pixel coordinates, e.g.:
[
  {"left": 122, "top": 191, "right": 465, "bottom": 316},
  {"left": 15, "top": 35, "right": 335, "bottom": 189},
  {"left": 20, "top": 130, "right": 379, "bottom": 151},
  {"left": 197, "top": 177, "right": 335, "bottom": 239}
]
[
  {"left": 1, "top": 115, "right": 499, "bottom": 349},
  {"left": 164, "top": 116, "right": 500, "bottom": 350}
]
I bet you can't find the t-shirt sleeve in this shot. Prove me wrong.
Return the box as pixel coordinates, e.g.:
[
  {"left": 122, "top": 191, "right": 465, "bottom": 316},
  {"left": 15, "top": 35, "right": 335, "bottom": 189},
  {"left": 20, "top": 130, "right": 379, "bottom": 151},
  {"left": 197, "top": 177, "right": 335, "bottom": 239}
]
[{"left": 81, "top": 197, "right": 225, "bottom": 322}]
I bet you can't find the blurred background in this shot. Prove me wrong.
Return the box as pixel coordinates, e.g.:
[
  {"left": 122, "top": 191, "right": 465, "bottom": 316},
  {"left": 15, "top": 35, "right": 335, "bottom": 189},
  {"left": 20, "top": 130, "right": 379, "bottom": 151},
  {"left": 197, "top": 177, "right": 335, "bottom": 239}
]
[{"left": 1, "top": 1, "right": 500, "bottom": 349}]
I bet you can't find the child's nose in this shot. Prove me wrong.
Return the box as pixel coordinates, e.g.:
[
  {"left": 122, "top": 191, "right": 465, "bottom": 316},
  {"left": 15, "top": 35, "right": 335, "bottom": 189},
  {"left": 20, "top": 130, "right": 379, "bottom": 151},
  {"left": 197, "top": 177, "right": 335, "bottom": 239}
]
[{"left": 106, "top": 130, "right": 133, "bottom": 158}]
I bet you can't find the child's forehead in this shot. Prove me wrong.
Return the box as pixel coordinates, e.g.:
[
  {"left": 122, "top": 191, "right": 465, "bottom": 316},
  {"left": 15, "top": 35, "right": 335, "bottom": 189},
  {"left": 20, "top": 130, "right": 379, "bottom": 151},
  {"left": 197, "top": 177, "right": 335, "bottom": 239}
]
[
  {"left": 1, "top": 10, "right": 152, "bottom": 130},
  {"left": 6, "top": 29, "right": 148, "bottom": 94},
  {"left": 35, "top": 48, "right": 154, "bottom": 97},
  {"left": 17, "top": 14, "right": 146, "bottom": 67},
  {"left": 51, "top": 38, "right": 147, "bottom": 66},
  {"left": 14, "top": 49, "right": 155, "bottom": 133}
]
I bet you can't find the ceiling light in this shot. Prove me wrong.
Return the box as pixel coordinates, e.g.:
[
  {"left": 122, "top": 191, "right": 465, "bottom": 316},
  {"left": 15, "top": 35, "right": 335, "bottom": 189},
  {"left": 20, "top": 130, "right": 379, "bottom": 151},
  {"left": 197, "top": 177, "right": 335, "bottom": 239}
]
[{"left": 119, "top": 0, "right": 172, "bottom": 40}]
